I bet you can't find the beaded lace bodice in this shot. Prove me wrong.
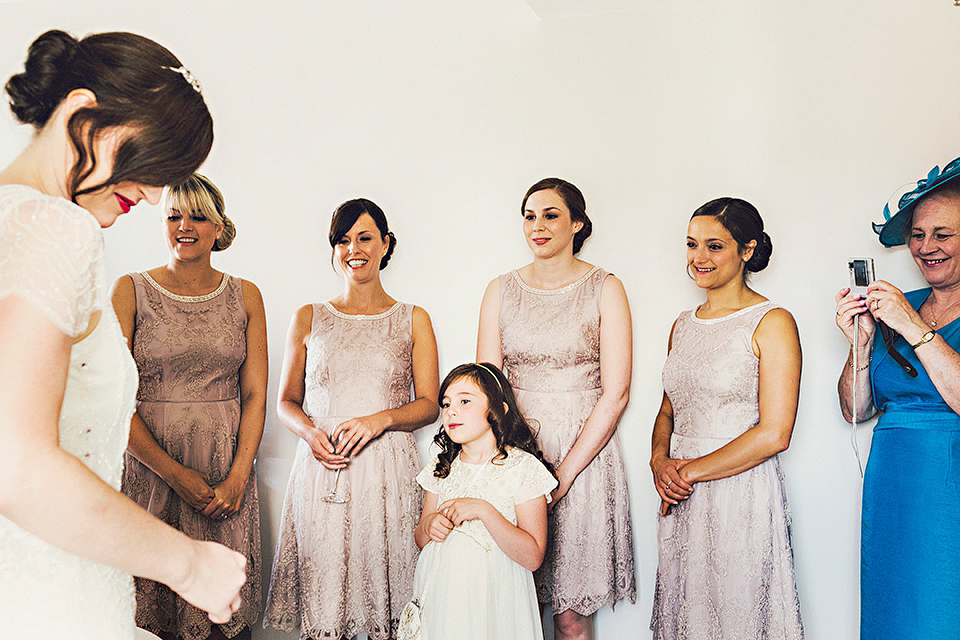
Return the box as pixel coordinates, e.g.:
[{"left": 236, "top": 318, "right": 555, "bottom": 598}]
[
  {"left": 500, "top": 267, "right": 603, "bottom": 393},
  {"left": 662, "top": 302, "right": 775, "bottom": 445},
  {"left": 304, "top": 301, "right": 414, "bottom": 417},
  {"left": 0, "top": 185, "right": 139, "bottom": 638},
  {"left": 133, "top": 272, "right": 245, "bottom": 404}
]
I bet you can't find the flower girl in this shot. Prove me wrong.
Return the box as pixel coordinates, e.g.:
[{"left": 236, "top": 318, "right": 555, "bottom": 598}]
[{"left": 404, "top": 363, "right": 557, "bottom": 639}]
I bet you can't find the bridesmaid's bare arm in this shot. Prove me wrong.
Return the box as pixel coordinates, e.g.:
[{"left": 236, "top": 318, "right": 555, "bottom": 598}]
[
  {"left": 476, "top": 277, "right": 503, "bottom": 367},
  {"left": 650, "top": 319, "right": 693, "bottom": 515},
  {"left": 551, "top": 275, "right": 631, "bottom": 505},
  {"left": 277, "top": 305, "right": 346, "bottom": 470},
  {"left": 203, "top": 279, "right": 268, "bottom": 520}
]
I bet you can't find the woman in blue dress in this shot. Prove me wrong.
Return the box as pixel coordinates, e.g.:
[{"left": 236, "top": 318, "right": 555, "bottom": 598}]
[{"left": 836, "top": 156, "right": 960, "bottom": 640}]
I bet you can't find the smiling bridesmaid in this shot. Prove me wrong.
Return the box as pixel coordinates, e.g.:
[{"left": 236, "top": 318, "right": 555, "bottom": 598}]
[
  {"left": 477, "top": 178, "right": 636, "bottom": 640},
  {"left": 649, "top": 197, "right": 803, "bottom": 639},
  {"left": 264, "top": 198, "right": 439, "bottom": 640},
  {"left": 112, "top": 174, "right": 267, "bottom": 640}
]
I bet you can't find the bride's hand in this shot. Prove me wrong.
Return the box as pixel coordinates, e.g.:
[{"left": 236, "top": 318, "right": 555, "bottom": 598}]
[{"left": 171, "top": 539, "right": 246, "bottom": 624}]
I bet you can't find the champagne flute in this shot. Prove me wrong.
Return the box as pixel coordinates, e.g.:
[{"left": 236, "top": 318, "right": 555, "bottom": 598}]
[{"left": 322, "top": 427, "right": 349, "bottom": 504}]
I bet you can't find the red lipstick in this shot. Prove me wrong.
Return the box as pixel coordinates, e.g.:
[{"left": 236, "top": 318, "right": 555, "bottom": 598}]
[{"left": 115, "top": 194, "right": 134, "bottom": 213}]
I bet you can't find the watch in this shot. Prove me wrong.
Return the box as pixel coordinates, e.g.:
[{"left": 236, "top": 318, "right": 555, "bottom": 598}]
[{"left": 911, "top": 329, "right": 937, "bottom": 349}]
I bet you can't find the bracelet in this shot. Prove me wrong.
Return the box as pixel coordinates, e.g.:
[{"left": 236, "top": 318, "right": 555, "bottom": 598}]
[
  {"left": 911, "top": 329, "right": 937, "bottom": 349},
  {"left": 847, "top": 355, "right": 870, "bottom": 372}
]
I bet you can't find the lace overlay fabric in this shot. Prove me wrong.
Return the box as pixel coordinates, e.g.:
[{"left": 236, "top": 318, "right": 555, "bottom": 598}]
[
  {"left": 0, "top": 185, "right": 139, "bottom": 638},
  {"left": 652, "top": 302, "right": 803, "bottom": 640},
  {"left": 499, "top": 268, "right": 637, "bottom": 615},
  {"left": 412, "top": 449, "right": 557, "bottom": 639},
  {"left": 0, "top": 184, "right": 103, "bottom": 336},
  {"left": 121, "top": 273, "right": 261, "bottom": 639},
  {"left": 264, "top": 302, "right": 422, "bottom": 640},
  {"left": 418, "top": 450, "right": 558, "bottom": 551}
]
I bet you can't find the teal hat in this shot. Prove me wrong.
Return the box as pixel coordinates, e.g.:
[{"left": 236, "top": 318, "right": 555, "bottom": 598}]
[{"left": 873, "top": 156, "right": 960, "bottom": 247}]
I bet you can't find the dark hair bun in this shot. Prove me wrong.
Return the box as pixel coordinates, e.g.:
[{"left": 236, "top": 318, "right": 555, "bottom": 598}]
[
  {"left": 574, "top": 215, "right": 593, "bottom": 254},
  {"left": 5, "top": 30, "right": 79, "bottom": 127},
  {"left": 691, "top": 197, "right": 772, "bottom": 276},
  {"left": 381, "top": 231, "right": 396, "bottom": 269},
  {"left": 746, "top": 231, "right": 772, "bottom": 273}
]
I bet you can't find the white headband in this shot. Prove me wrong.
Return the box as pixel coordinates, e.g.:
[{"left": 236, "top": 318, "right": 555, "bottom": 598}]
[{"left": 475, "top": 363, "right": 503, "bottom": 394}]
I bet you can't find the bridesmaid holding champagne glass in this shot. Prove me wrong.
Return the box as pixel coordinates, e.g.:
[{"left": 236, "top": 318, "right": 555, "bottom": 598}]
[{"left": 264, "top": 198, "right": 439, "bottom": 640}]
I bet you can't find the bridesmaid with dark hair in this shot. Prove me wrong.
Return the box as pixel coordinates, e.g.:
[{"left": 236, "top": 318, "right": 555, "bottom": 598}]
[
  {"left": 650, "top": 198, "right": 803, "bottom": 639},
  {"left": 477, "top": 178, "right": 636, "bottom": 640},
  {"left": 265, "top": 198, "right": 440, "bottom": 640}
]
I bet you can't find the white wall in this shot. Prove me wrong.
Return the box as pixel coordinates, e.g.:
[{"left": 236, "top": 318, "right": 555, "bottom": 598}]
[{"left": 2, "top": 1, "right": 959, "bottom": 638}]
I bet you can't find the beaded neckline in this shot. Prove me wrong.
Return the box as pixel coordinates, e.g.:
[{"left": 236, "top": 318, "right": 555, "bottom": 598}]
[
  {"left": 512, "top": 265, "right": 600, "bottom": 296},
  {"left": 690, "top": 300, "right": 772, "bottom": 325},
  {"left": 142, "top": 271, "right": 228, "bottom": 303},
  {"left": 322, "top": 300, "right": 402, "bottom": 320}
]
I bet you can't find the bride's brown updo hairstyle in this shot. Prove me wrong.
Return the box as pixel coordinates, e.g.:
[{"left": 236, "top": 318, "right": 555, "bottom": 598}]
[{"left": 5, "top": 29, "right": 214, "bottom": 201}]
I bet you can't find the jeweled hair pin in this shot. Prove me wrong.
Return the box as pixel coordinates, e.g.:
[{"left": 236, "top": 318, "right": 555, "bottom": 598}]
[{"left": 163, "top": 65, "right": 202, "bottom": 94}]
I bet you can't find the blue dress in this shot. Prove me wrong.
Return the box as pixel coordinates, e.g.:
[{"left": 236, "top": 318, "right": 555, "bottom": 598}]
[{"left": 864, "top": 288, "right": 960, "bottom": 639}]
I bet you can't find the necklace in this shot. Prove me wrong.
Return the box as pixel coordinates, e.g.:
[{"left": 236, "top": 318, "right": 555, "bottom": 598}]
[{"left": 927, "top": 296, "right": 960, "bottom": 327}]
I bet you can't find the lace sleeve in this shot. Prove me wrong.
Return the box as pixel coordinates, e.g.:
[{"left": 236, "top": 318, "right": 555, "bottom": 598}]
[
  {"left": 512, "top": 452, "right": 558, "bottom": 505},
  {"left": 0, "top": 194, "right": 103, "bottom": 337},
  {"left": 416, "top": 461, "right": 440, "bottom": 494}
]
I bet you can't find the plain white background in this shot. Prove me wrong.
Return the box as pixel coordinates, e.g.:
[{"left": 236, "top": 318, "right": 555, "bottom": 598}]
[{"left": 2, "top": 1, "right": 959, "bottom": 638}]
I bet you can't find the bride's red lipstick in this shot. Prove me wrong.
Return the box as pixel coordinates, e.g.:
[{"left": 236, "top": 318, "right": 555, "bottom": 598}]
[{"left": 115, "top": 194, "right": 134, "bottom": 213}]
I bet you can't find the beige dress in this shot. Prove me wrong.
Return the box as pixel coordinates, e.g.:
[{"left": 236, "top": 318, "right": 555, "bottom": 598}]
[
  {"left": 121, "top": 272, "right": 262, "bottom": 639},
  {"left": 264, "top": 302, "right": 422, "bottom": 640},
  {"left": 651, "top": 302, "right": 803, "bottom": 639},
  {"left": 499, "top": 266, "right": 637, "bottom": 615}
]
